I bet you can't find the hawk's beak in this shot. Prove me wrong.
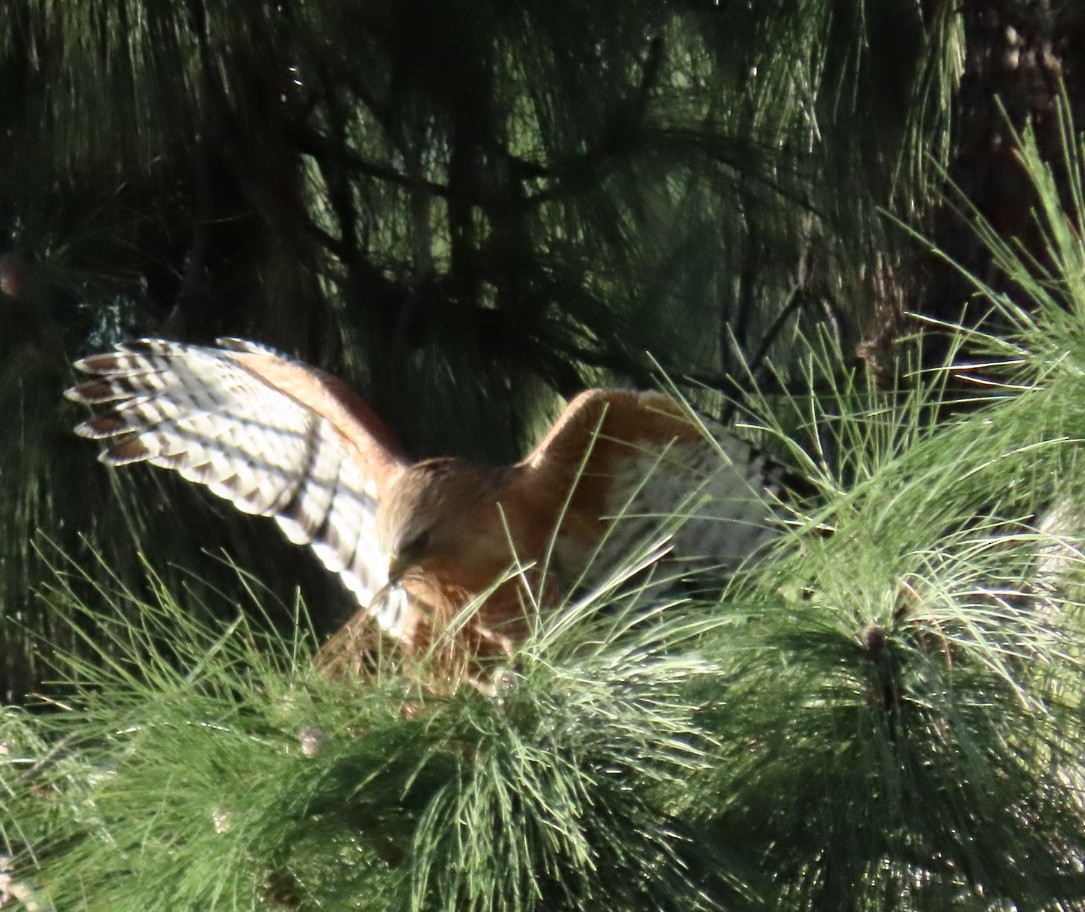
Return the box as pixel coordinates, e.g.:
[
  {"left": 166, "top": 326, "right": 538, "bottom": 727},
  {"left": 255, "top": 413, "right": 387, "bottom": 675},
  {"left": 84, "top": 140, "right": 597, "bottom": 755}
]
[
  {"left": 388, "top": 532, "right": 429, "bottom": 586},
  {"left": 387, "top": 554, "right": 408, "bottom": 586}
]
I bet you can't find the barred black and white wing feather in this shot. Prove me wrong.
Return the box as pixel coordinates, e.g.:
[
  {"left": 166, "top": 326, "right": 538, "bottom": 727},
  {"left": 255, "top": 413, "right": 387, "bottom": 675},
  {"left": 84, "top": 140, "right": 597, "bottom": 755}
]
[{"left": 66, "top": 338, "right": 410, "bottom": 630}]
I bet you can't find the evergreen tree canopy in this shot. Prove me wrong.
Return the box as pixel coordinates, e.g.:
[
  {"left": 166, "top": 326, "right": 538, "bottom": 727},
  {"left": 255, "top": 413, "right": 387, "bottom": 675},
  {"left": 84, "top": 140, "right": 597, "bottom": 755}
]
[
  {"left": 0, "top": 0, "right": 986, "bottom": 698},
  {"left": 3, "top": 3, "right": 1085, "bottom": 909}
]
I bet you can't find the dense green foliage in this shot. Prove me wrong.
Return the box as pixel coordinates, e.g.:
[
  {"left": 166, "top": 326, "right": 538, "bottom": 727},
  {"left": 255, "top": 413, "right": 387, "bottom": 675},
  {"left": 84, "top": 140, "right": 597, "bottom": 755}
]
[{"left": 3, "top": 2, "right": 1085, "bottom": 910}]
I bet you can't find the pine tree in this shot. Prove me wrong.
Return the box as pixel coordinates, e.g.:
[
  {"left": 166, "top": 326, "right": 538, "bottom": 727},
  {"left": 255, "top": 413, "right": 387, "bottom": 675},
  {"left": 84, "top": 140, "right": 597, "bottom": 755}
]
[
  {"left": 0, "top": 0, "right": 981, "bottom": 700},
  {"left": 3, "top": 4, "right": 1085, "bottom": 908}
]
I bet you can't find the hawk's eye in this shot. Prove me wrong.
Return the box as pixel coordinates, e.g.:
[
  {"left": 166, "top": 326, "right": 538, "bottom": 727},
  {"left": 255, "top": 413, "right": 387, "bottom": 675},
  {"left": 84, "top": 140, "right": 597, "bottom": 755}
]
[{"left": 401, "top": 528, "right": 431, "bottom": 559}]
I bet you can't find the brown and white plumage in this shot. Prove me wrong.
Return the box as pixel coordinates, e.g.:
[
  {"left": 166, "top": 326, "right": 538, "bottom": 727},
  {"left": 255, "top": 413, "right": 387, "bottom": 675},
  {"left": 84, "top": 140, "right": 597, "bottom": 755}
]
[{"left": 67, "top": 338, "right": 780, "bottom": 666}]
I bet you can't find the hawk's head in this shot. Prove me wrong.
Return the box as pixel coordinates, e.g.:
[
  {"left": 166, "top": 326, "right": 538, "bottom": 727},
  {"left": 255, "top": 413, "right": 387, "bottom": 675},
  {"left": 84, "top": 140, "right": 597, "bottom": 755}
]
[{"left": 376, "top": 458, "right": 516, "bottom": 588}]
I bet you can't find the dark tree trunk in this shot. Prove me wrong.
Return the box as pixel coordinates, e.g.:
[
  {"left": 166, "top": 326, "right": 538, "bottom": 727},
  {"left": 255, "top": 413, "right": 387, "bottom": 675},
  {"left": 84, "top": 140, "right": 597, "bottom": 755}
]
[{"left": 921, "top": 0, "right": 1085, "bottom": 358}]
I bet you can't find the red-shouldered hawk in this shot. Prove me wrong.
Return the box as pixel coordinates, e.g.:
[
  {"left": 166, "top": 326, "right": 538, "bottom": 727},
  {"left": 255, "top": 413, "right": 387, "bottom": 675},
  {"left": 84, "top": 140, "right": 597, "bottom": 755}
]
[{"left": 66, "top": 338, "right": 780, "bottom": 672}]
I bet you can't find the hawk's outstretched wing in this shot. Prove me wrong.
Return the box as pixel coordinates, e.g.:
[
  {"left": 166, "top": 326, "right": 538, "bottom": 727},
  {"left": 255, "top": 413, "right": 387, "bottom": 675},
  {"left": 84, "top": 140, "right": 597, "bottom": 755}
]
[
  {"left": 66, "top": 338, "right": 409, "bottom": 628},
  {"left": 513, "top": 388, "right": 780, "bottom": 586}
]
